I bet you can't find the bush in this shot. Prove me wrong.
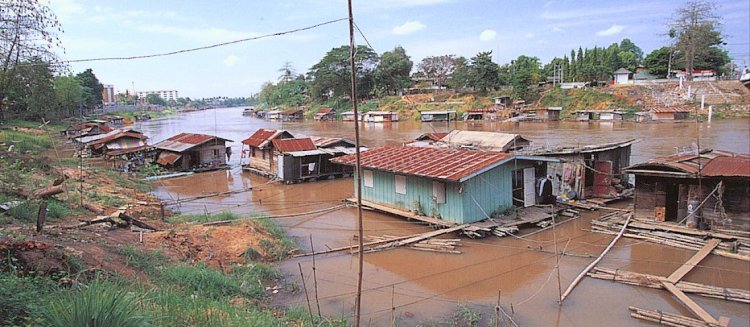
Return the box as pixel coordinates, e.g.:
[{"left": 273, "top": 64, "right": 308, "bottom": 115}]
[
  {"left": 44, "top": 281, "right": 151, "bottom": 327},
  {"left": 7, "top": 199, "right": 72, "bottom": 222},
  {"left": 167, "top": 211, "right": 239, "bottom": 224},
  {"left": 159, "top": 264, "right": 249, "bottom": 299},
  {"left": 0, "top": 273, "right": 53, "bottom": 326},
  {"left": 118, "top": 246, "right": 168, "bottom": 276}
]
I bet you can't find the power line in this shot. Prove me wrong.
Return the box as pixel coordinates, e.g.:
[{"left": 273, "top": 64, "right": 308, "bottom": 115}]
[{"left": 353, "top": 21, "right": 375, "bottom": 52}]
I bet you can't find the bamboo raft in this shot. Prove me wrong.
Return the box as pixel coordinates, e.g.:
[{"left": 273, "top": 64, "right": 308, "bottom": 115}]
[
  {"left": 591, "top": 212, "right": 750, "bottom": 261},
  {"left": 629, "top": 307, "right": 728, "bottom": 327},
  {"left": 360, "top": 235, "right": 462, "bottom": 254},
  {"left": 588, "top": 267, "right": 750, "bottom": 303}
]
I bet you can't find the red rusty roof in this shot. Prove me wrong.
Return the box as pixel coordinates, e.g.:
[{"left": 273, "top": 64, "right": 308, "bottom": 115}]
[
  {"left": 415, "top": 132, "right": 449, "bottom": 142},
  {"left": 156, "top": 152, "right": 182, "bottom": 165},
  {"left": 701, "top": 156, "right": 750, "bottom": 177},
  {"left": 87, "top": 131, "right": 147, "bottom": 146},
  {"left": 625, "top": 150, "right": 750, "bottom": 177},
  {"left": 241, "top": 129, "right": 292, "bottom": 148},
  {"left": 154, "top": 133, "right": 231, "bottom": 152},
  {"left": 316, "top": 108, "right": 333, "bottom": 114},
  {"left": 332, "top": 146, "right": 519, "bottom": 182},
  {"left": 272, "top": 138, "right": 317, "bottom": 153}
]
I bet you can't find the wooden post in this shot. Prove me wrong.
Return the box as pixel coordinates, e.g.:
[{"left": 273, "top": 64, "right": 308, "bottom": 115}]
[
  {"left": 391, "top": 285, "right": 396, "bottom": 327},
  {"left": 36, "top": 201, "right": 47, "bottom": 233},
  {"left": 160, "top": 203, "right": 165, "bottom": 220},
  {"left": 551, "top": 204, "right": 562, "bottom": 304},
  {"left": 309, "top": 235, "right": 321, "bottom": 318},
  {"left": 496, "top": 290, "right": 502, "bottom": 327},
  {"left": 298, "top": 263, "right": 314, "bottom": 325}
]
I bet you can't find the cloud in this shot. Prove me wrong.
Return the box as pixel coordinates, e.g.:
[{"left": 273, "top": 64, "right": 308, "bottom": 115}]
[
  {"left": 224, "top": 55, "right": 240, "bottom": 67},
  {"left": 50, "top": 0, "right": 84, "bottom": 20},
  {"left": 524, "top": 33, "right": 535, "bottom": 38},
  {"left": 136, "top": 24, "right": 259, "bottom": 42},
  {"left": 392, "top": 21, "right": 426, "bottom": 35},
  {"left": 596, "top": 24, "right": 625, "bottom": 36},
  {"left": 551, "top": 26, "right": 564, "bottom": 32},
  {"left": 479, "top": 29, "right": 497, "bottom": 42}
]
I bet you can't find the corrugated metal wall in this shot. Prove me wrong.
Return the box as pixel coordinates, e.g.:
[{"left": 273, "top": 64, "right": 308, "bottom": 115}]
[
  {"left": 358, "top": 169, "right": 465, "bottom": 223},
  {"left": 461, "top": 161, "right": 533, "bottom": 223}
]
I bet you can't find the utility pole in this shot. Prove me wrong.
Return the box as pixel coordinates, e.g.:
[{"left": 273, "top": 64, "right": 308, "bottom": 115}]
[{"left": 347, "top": 0, "right": 365, "bottom": 326}]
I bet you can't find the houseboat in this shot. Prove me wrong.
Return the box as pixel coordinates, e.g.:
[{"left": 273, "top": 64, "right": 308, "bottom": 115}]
[
  {"left": 153, "top": 133, "right": 233, "bottom": 172},
  {"left": 241, "top": 129, "right": 294, "bottom": 177},
  {"left": 314, "top": 108, "right": 336, "bottom": 121},
  {"left": 364, "top": 111, "right": 399, "bottom": 122},
  {"left": 420, "top": 110, "right": 457, "bottom": 122}
]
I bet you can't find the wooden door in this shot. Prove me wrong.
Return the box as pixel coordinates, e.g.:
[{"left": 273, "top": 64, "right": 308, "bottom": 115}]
[{"left": 523, "top": 167, "right": 536, "bottom": 207}]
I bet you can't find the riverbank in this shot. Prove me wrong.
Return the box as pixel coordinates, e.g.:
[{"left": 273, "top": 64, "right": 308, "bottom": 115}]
[{"left": 0, "top": 120, "right": 345, "bottom": 326}]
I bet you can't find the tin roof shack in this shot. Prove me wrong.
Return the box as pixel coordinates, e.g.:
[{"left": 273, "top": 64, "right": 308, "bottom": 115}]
[
  {"left": 83, "top": 129, "right": 149, "bottom": 157},
  {"left": 332, "top": 146, "right": 558, "bottom": 224},
  {"left": 153, "top": 133, "right": 233, "bottom": 172},
  {"left": 314, "top": 108, "right": 336, "bottom": 121},
  {"left": 340, "top": 111, "right": 363, "bottom": 121},
  {"left": 63, "top": 122, "right": 113, "bottom": 139},
  {"left": 275, "top": 138, "right": 358, "bottom": 183},
  {"left": 439, "top": 130, "right": 530, "bottom": 152},
  {"left": 420, "top": 110, "right": 457, "bottom": 122},
  {"left": 634, "top": 112, "right": 651, "bottom": 123},
  {"left": 241, "top": 129, "right": 294, "bottom": 177},
  {"left": 625, "top": 150, "right": 750, "bottom": 231},
  {"left": 364, "top": 111, "right": 399, "bottom": 122},
  {"left": 534, "top": 107, "right": 562, "bottom": 121},
  {"left": 599, "top": 110, "right": 626, "bottom": 121},
  {"left": 266, "top": 110, "right": 282, "bottom": 120},
  {"left": 649, "top": 107, "right": 691, "bottom": 121},
  {"left": 527, "top": 139, "right": 637, "bottom": 200},
  {"left": 280, "top": 109, "right": 303, "bottom": 121},
  {"left": 613, "top": 68, "right": 632, "bottom": 85},
  {"left": 463, "top": 108, "right": 499, "bottom": 121},
  {"left": 575, "top": 110, "right": 600, "bottom": 121}
]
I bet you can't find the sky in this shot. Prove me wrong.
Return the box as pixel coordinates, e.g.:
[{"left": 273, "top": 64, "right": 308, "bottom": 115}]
[{"left": 49, "top": 0, "right": 750, "bottom": 99}]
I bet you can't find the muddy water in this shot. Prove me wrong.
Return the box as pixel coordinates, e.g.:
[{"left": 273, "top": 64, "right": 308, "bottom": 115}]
[{"left": 139, "top": 107, "right": 750, "bottom": 326}]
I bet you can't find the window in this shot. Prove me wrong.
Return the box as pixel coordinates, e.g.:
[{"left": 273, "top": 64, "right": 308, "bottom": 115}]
[
  {"left": 395, "top": 175, "right": 406, "bottom": 194},
  {"left": 363, "top": 170, "right": 374, "bottom": 187},
  {"left": 213, "top": 149, "right": 219, "bottom": 157},
  {"left": 432, "top": 181, "right": 445, "bottom": 204}
]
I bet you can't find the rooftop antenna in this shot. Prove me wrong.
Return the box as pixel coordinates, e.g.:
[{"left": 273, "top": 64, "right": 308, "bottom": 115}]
[{"left": 347, "top": 1, "right": 365, "bottom": 326}]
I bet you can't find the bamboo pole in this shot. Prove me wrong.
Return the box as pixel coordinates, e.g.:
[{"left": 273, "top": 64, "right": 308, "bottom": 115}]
[{"left": 560, "top": 213, "right": 632, "bottom": 302}]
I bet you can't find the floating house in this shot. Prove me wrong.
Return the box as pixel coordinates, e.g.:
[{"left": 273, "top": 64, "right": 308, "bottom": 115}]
[
  {"left": 534, "top": 107, "right": 562, "bottom": 121},
  {"left": 364, "top": 111, "right": 399, "bottom": 122},
  {"left": 81, "top": 129, "right": 149, "bottom": 157},
  {"left": 438, "top": 130, "right": 530, "bottom": 152},
  {"left": 242, "top": 107, "right": 256, "bottom": 116},
  {"left": 613, "top": 68, "right": 632, "bottom": 85},
  {"left": 62, "top": 122, "right": 112, "bottom": 139},
  {"left": 266, "top": 110, "right": 282, "bottom": 120},
  {"left": 420, "top": 110, "right": 457, "bottom": 122},
  {"left": 648, "top": 107, "right": 691, "bottom": 121},
  {"left": 280, "top": 109, "right": 303, "bottom": 121},
  {"left": 599, "top": 110, "right": 626, "bottom": 121},
  {"left": 634, "top": 112, "right": 651, "bottom": 123},
  {"left": 274, "top": 138, "right": 358, "bottom": 183},
  {"left": 241, "top": 129, "right": 294, "bottom": 176},
  {"left": 332, "top": 146, "right": 559, "bottom": 224},
  {"left": 463, "top": 108, "right": 498, "bottom": 121},
  {"left": 153, "top": 133, "right": 233, "bottom": 172},
  {"left": 314, "top": 108, "right": 336, "bottom": 121},
  {"left": 525, "top": 139, "right": 637, "bottom": 199},
  {"left": 624, "top": 150, "right": 749, "bottom": 231},
  {"left": 340, "top": 111, "right": 361, "bottom": 121},
  {"left": 575, "top": 110, "right": 599, "bottom": 121}
]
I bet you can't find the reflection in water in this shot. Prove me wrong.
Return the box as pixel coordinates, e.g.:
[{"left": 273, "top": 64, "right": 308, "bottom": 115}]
[{"left": 141, "top": 108, "right": 750, "bottom": 326}]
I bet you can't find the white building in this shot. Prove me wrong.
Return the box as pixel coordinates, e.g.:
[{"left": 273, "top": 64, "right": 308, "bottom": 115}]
[
  {"left": 613, "top": 68, "right": 632, "bottom": 85},
  {"left": 136, "top": 90, "right": 179, "bottom": 101},
  {"left": 101, "top": 84, "right": 116, "bottom": 105}
]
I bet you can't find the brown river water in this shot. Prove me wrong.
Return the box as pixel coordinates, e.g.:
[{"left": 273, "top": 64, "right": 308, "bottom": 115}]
[{"left": 138, "top": 107, "right": 750, "bottom": 326}]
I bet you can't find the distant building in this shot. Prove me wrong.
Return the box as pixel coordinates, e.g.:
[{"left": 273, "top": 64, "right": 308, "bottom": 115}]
[
  {"left": 613, "top": 68, "right": 632, "bottom": 85},
  {"left": 136, "top": 90, "right": 179, "bottom": 101},
  {"left": 102, "top": 84, "right": 115, "bottom": 105}
]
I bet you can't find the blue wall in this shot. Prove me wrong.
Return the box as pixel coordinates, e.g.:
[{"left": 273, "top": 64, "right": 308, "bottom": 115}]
[{"left": 356, "top": 160, "right": 535, "bottom": 224}]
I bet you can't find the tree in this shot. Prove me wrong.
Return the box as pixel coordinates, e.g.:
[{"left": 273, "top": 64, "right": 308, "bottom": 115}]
[
  {"left": 467, "top": 51, "right": 502, "bottom": 92},
  {"left": 145, "top": 94, "right": 166, "bottom": 106},
  {"left": 416, "top": 55, "right": 460, "bottom": 89},
  {"left": 509, "top": 55, "right": 542, "bottom": 101},
  {"left": 76, "top": 69, "right": 104, "bottom": 109},
  {"left": 669, "top": 0, "right": 723, "bottom": 80},
  {"left": 446, "top": 57, "right": 471, "bottom": 90},
  {"left": 278, "top": 61, "right": 296, "bottom": 83},
  {"left": 3, "top": 58, "right": 55, "bottom": 120},
  {"left": 54, "top": 75, "right": 84, "bottom": 117},
  {"left": 375, "top": 46, "right": 413, "bottom": 96},
  {"left": 0, "top": 0, "right": 63, "bottom": 121},
  {"left": 308, "top": 45, "right": 378, "bottom": 101},
  {"left": 618, "top": 38, "right": 644, "bottom": 62}
]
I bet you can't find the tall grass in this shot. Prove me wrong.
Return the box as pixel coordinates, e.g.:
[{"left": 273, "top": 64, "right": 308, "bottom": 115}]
[
  {"left": 0, "top": 130, "right": 52, "bottom": 155},
  {"left": 44, "top": 281, "right": 151, "bottom": 327},
  {"left": 118, "top": 246, "right": 168, "bottom": 276},
  {"left": 167, "top": 211, "right": 239, "bottom": 224}
]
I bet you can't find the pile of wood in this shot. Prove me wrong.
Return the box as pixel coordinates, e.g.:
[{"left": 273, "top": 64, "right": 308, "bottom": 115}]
[
  {"left": 492, "top": 226, "right": 518, "bottom": 237},
  {"left": 588, "top": 267, "right": 750, "bottom": 304},
  {"left": 591, "top": 213, "right": 750, "bottom": 261},
  {"left": 629, "top": 306, "right": 725, "bottom": 327},
  {"left": 362, "top": 235, "right": 461, "bottom": 254}
]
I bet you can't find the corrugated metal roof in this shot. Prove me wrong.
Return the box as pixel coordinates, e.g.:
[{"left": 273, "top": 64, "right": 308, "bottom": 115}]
[
  {"left": 156, "top": 152, "right": 182, "bottom": 165},
  {"left": 332, "top": 146, "right": 546, "bottom": 182},
  {"left": 316, "top": 108, "right": 333, "bottom": 114},
  {"left": 701, "top": 156, "right": 750, "bottom": 177},
  {"left": 438, "top": 130, "right": 529, "bottom": 152},
  {"left": 614, "top": 68, "right": 632, "bottom": 74},
  {"left": 281, "top": 109, "right": 302, "bottom": 115},
  {"left": 88, "top": 131, "right": 147, "bottom": 146},
  {"left": 241, "top": 129, "right": 292, "bottom": 148},
  {"left": 311, "top": 136, "right": 356, "bottom": 148},
  {"left": 415, "top": 132, "right": 449, "bottom": 141},
  {"left": 625, "top": 150, "right": 750, "bottom": 177},
  {"left": 650, "top": 106, "right": 691, "bottom": 113},
  {"left": 272, "top": 138, "right": 317, "bottom": 153},
  {"left": 421, "top": 110, "right": 456, "bottom": 115},
  {"left": 153, "top": 133, "right": 231, "bottom": 153}
]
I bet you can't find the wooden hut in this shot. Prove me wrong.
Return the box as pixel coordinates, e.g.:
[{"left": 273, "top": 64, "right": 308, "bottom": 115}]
[
  {"left": 241, "top": 129, "right": 294, "bottom": 177},
  {"left": 153, "top": 133, "right": 232, "bottom": 172},
  {"left": 420, "top": 110, "right": 457, "bottom": 122},
  {"left": 437, "top": 130, "right": 530, "bottom": 152},
  {"left": 280, "top": 109, "right": 303, "bottom": 121},
  {"left": 274, "top": 138, "right": 357, "bottom": 183},
  {"left": 364, "top": 111, "right": 399, "bottom": 122},
  {"left": 599, "top": 110, "right": 626, "bottom": 121},
  {"left": 534, "top": 107, "right": 562, "bottom": 121},
  {"left": 266, "top": 110, "right": 282, "bottom": 120},
  {"left": 332, "top": 146, "right": 558, "bottom": 224},
  {"left": 624, "top": 150, "right": 749, "bottom": 231},
  {"left": 314, "top": 108, "right": 336, "bottom": 121},
  {"left": 649, "top": 107, "right": 691, "bottom": 121}
]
